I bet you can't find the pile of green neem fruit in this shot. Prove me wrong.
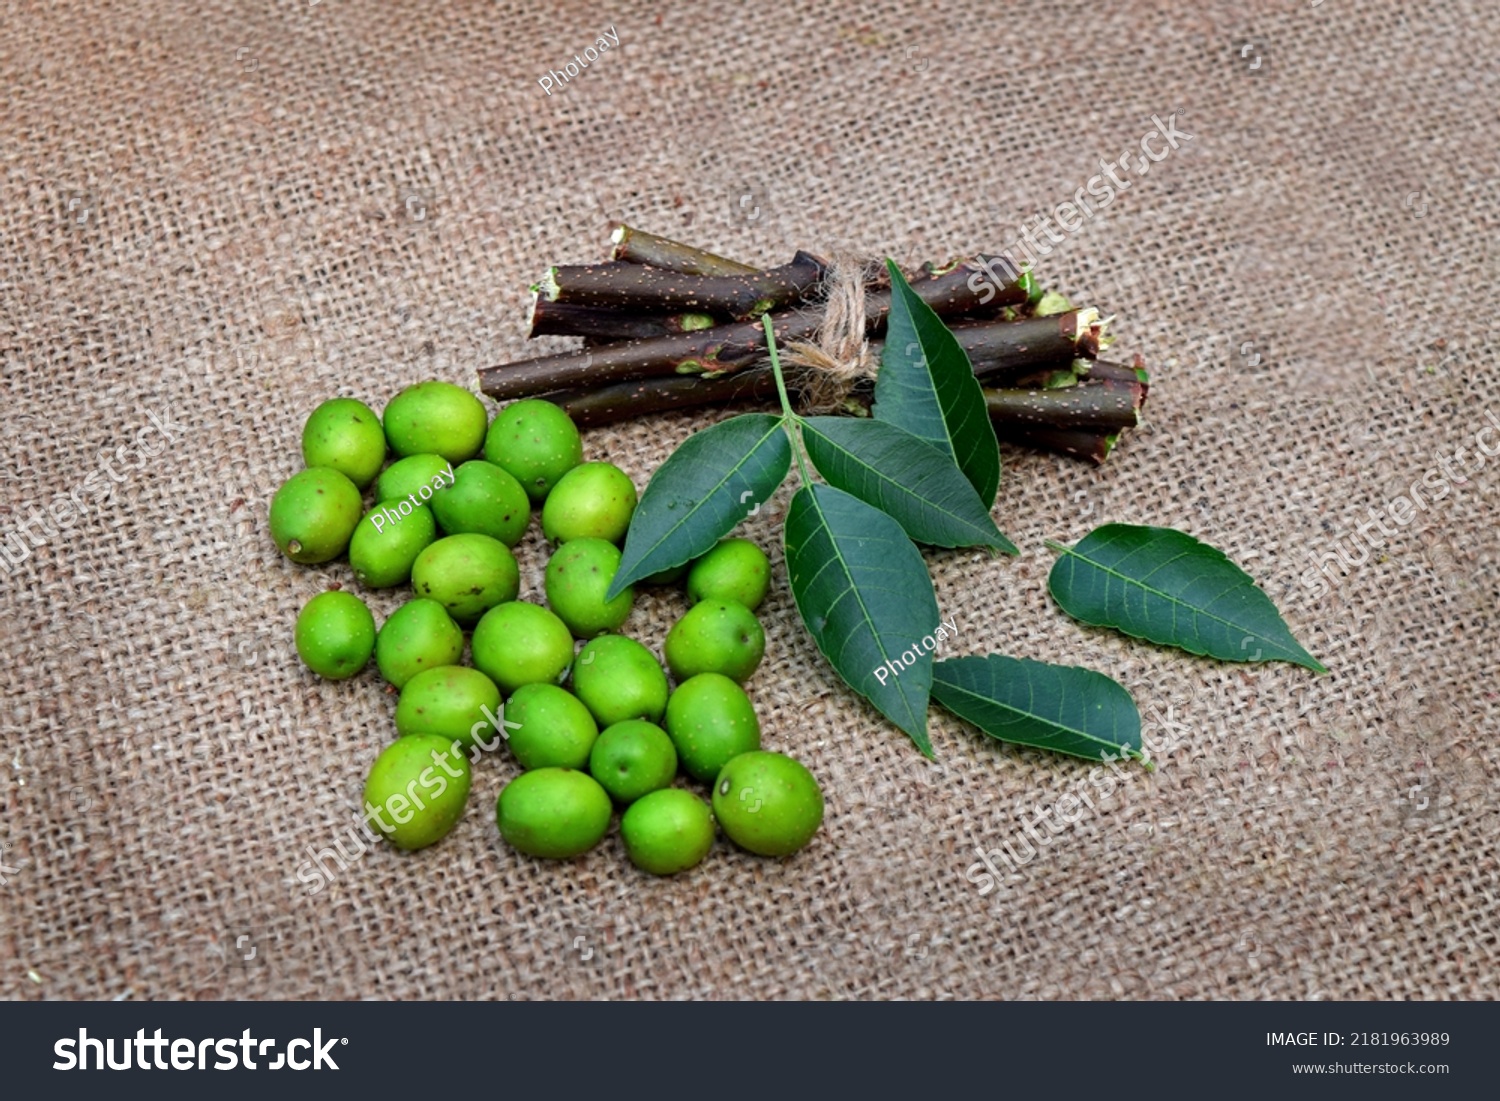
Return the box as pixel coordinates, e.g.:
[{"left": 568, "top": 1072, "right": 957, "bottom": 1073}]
[{"left": 268, "top": 380, "right": 824, "bottom": 876}]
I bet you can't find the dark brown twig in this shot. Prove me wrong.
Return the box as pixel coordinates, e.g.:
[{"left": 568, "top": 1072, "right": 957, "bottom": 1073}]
[
  {"left": 545, "top": 369, "right": 781, "bottom": 427},
  {"left": 1002, "top": 428, "right": 1121, "bottom": 465},
  {"left": 609, "top": 224, "right": 757, "bottom": 276},
  {"left": 982, "top": 375, "right": 1145, "bottom": 431},
  {"left": 482, "top": 309, "right": 1108, "bottom": 404},
  {"left": 527, "top": 298, "right": 716, "bottom": 340},
  {"left": 538, "top": 252, "right": 828, "bottom": 320},
  {"left": 479, "top": 312, "right": 822, "bottom": 401},
  {"left": 951, "top": 310, "right": 1106, "bottom": 380}
]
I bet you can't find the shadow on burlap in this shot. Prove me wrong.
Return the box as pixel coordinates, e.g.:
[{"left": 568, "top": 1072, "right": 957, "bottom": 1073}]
[{"left": 1, "top": 1, "right": 1495, "bottom": 1000}]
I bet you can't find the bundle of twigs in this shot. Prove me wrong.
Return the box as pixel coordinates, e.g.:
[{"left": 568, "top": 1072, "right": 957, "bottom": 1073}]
[{"left": 476, "top": 226, "right": 1148, "bottom": 463}]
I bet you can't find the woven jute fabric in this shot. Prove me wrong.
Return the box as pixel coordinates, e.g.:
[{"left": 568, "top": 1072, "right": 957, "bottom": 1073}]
[{"left": 2, "top": 0, "right": 1496, "bottom": 1001}]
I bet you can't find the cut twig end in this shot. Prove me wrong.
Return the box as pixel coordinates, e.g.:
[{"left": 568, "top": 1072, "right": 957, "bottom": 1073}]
[{"left": 538, "top": 267, "right": 561, "bottom": 302}]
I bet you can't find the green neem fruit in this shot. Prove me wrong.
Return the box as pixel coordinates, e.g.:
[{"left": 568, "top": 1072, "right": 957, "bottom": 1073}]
[
  {"left": 470, "top": 601, "right": 574, "bottom": 694},
  {"left": 621, "top": 788, "right": 715, "bottom": 875},
  {"left": 544, "top": 537, "right": 634, "bottom": 638},
  {"left": 663, "top": 599, "right": 766, "bottom": 683},
  {"left": 540, "top": 461, "right": 638, "bottom": 544},
  {"left": 430, "top": 460, "right": 530, "bottom": 546},
  {"left": 663, "top": 673, "right": 761, "bottom": 783},
  {"left": 374, "top": 598, "right": 464, "bottom": 689},
  {"left": 269, "top": 467, "right": 363, "bottom": 564},
  {"left": 687, "top": 538, "right": 771, "bottom": 611},
  {"left": 504, "top": 683, "right": 598, "bottom": 771},
  {"left": 589, "top": 720, "right": 677, "bottom": 804},
  {"left": 572, "top": 635, "right": 670, "bottom": 728},
  {"left": 394, "top": 665, "right": 504, "bottom": 749},
  {"left": 712, "top": 750, "right": 824, "bottom": 857},
  {"left": 495, "top": 767, "right": 612, "bottom": 859},
  {"left": 348, "top": 503, "right": 437, "bottom": 588},
  {"left": 377, "top": 453, "right": 454, "bottom": 504},
  {"left": 363, "top": 734, "right": 472, "bottom": 851},
  {"left": 301, "top": 397, "right": 386, "bottom": 489},
  {"left": 294, "top": 591, "right": 376, "bottom": 679},
  {"left": 383, "top": 380, "right": 489, "bottom": 463},
  {"left": 484, "top": 399, "right": 583, "bottom": 504},
  {"left": 410, "top": 533, "right": 519, "bottom": 625}
]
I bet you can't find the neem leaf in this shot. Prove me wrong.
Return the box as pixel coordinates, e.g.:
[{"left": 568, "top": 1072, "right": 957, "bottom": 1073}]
[
  {"left": 801, "top": 416, "right": 1017, "bottom": 553},
  {"left": 1047, "top": 523, "right": 1326, "bottom": 672},
  {"left": 784, "top": 482, "right": 940, "bottom": 756},
  {"left": 873, "top": 259, "right": 1002, "bottom": 507},
  {"left": 608, "top": 413, "right": 790, "bottom": 598},
  {"left": 932, "top": 654, "right": 1144, "bottom": 762}
]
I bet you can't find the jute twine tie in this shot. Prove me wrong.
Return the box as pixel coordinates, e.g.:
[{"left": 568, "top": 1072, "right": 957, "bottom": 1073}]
[{"left": 780, "top": 253, "right": 883, "bottom": 414}]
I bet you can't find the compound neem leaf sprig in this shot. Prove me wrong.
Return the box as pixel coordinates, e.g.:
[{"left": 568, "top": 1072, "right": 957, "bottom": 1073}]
[{"left": 537, "top": 231, "right": 1321, "bottom": 765}]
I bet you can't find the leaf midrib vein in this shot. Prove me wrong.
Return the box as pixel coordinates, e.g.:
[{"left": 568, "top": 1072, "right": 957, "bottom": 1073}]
[
  {"left": 632, "top": 420, "right": 784, "bottom": 568},
  {"left": 1068, "top": 542, "right": 1287, "bottom": 651},
  {"left": 933, "top": 671, "right": 1121, "bottom": 752},
  {"left": 801, "top": 493, "right": 928, "bottom": 727}
]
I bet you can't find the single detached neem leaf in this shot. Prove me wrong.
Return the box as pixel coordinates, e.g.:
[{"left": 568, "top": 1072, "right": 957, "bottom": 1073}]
[
  {"left": 873, "top": 259, "right": 1002, "bottom": 507},
  {"left": 1046, "top": 523, "right": 1326, "bottom": 672},
  {"left": 932, "top": 654, "right": 1143, "bottom": 762},
  {"left": 783, "top": 483, "right": 940, "bottom": 756},
  {"left": 801, "top": 416, "right": 1017, "bottom": 553},
  {"left": 608, "top": 413, "right": 790, "bottom": 598}
]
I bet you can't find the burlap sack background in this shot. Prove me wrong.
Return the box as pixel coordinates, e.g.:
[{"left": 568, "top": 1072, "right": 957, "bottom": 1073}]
[{"left": 2, "top": 0, "right": 1495, "bottom": 1000}]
